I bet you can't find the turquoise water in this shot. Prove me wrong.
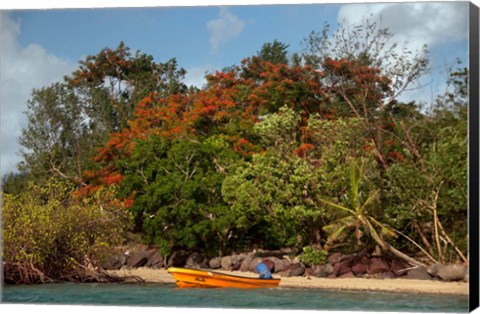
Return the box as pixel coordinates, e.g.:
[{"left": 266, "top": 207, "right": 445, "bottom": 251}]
[{"left": 1, "top": 283, "right": 468, "bottom": 312}]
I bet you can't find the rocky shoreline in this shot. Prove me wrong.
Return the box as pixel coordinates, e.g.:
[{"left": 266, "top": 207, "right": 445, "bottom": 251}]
[
  {"left": 101, "top": 244, "right": 469, "bottom": 286},
  {"left": 107, "top": 267, "right": 468, "bottom": 295}
]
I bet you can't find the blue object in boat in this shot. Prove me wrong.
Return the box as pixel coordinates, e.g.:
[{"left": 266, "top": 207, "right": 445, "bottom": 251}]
[{"left": 255, "top": 262, "right": 272, "bottom": 279}]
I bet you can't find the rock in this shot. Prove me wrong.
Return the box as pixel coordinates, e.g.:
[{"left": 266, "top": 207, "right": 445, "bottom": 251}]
[
  {"left": 351, "top": 256, "right": 369, "bottom": 275},
  {"left": 232, "top": 254, "right": 246, "bottom": 264},
  {"left": 126, "top": 249, "right": 153, "bottom": 268},
  {"left": 240, "top": 255, "right": 254, "bottom": 272},
  {"left": 367, "top": 257, "right": 390, "bottom": 274},
  {"left": 269, "top": 257, "right": 290, "bottom": 273},
  {"left": 127, "top": 255, "right": 148, "bottom": 268},
  {"left": 339, "top": 271, "right": 356, "bottom": 278},
  {"left": 381, "top": 271, "right": 396, "bottom": 279},
  {"left": 231, "top": 262, "right": 241, "bottom": 271},
  {"left": 146, "top": 251, "right": 163, "bottom": 269},
  {"left": 305, "top": 266, "right": 314, "bottom": 277},
  {"left": 350, "top": 263, "right": 367, "bottom": 275},
  {"left": 231, "top": 254, "right": 246, "bottom": 271},
  {"left": 209, "top": 257, "right": 222, "bottom": 269},
  {"left": 279, "top": 266, "right": 290, "bottom": 277},
  {"left": 427, "top": 263, "right": 439, "bottom": 275},
  {"left": 309, "top": 264, "right": 334, "bottom": 278},
  {"left": 167, "top": 250, "right": 190, "bottom": 267},
  {"left": 100, "top": 252, "right": 123, "bottom": 270},
  {"left": 289, "top": 263, "right": 306, "bottom": 277},
  {"left": 221, "top": 256, "right": 233, "bottom": 270},
  {"left": 333, "top": 254, "right": 355, "bottom": 276},
  {"left": 263, "top": 258, "right": 275, "bottom": 272},
  {"left": 328, "top": 252, "right": 343, "bottom": 266},
  {"left": 280, "top": 263, "right": 305, "bottom": 277},
  {"left": 324, "top": 263, "right": 334, "bottom": 276},
  {"left": 185, "top": 252, "right": 208, "bottom": 269},
  {"left": 390, "top": 259, "right": 410, "bottom": 276},
  {"left": 404, "top": 267, "right": 432, "bottom": 280},
  {"left": 117, "top": 253, "right": 128, "bottom": 269},
  {"left": 341, "top": 254, "right": 355, "bottom": 262},
  {"left": 199, "top": 259, "right": 209, "bottom": 269},
  {"left": 306, "top": 264, "right": 321, "bottom": 277},
  {"left": 220, "top": 254, "right": 246, "bottom": 271},
  {"left": 334, "top": 258, "right": 352, "bottom": 276},
  {"left": 429, "top": 263, "right": 467, "bottom": 282}
]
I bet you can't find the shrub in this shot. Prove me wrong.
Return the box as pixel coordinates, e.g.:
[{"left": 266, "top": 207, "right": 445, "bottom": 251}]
[
  {"left": 2, "top": 178, "right": 132, "bottom": 284},
  {"left": 299, "top": 246, "right": 328, "bottom": 266}
]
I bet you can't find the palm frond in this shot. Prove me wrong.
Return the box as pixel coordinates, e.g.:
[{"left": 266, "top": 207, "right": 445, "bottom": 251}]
[
  {"left": 369, "top": 216, "right": 397, "bottom": 239},
  {"left": 322, "top": 215, "right": 357, "bottom": 234},
  {"left": 349, "top": 160, "right": 361, "bottom": 206},
  {"left": 359, "top": 189, "right": 380, "bottom": 213},
  {"left": 324, "top": 225, "right": 349, "bottom": 245},
  {"left": 364, "top": 218, "right": 389, "bottom": 250},
  {"left": 319, "top": 198, "right": 356, "bottom": 216}
]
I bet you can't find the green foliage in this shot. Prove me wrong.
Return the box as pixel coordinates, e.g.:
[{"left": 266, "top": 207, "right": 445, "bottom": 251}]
[
  {"left": 19, "top": 83, "right": 88, "bottom": 183},
  {"left": 2, "top": 178, "right": 132, "bottom": 283},
  {"left": 118, "top": 135, "right": 242, "bottom": 256},
  {"left": 68, "top": 42, "right": 188, "bottom": 133},
  {"left": 222, "top": 111, "right": 333, "bottom": 249},
  {"left": 222, "top": 152, "right": 323, "bottom": 248},
  {"left": 307, "top": 115, "right": 367, "bottom": 165},
  {"left": 299, "top": 246, "right": 328, "bottom": 266},
  {"left": 257, "top": 40, "right": 289, "bottom": 65},
  {"left": 382, "top": 69, "right": 468, "bottom": 262},
  {"left": 254, "top": 106, "right": 300, "bottom": 149},
  {"left": 321, "top": 158, "right": 396, "bottom": 252},
  {"left": 19, "top": 42, "right": 189, "bottom": 187},
  {"left": 1, "top": 171, "right": 30, "bottom": 195},
  {"left": 9, "top": 29, "right": 468, "bottom": 266}
]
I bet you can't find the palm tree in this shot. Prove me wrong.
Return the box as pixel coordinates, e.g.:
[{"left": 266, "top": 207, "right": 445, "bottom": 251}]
[{"left": 320, "top": 158, "right": 427, "bottom": 267}]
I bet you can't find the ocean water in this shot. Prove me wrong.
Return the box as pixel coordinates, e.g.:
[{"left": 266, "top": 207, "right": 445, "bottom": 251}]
[{"left": 1, "top": 283, "right": 468, "bottom": 312}]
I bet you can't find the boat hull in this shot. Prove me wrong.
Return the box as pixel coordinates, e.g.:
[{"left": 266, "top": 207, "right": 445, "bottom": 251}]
[{"left": 167, "top": 267, "right": 280, "bottom": 289}]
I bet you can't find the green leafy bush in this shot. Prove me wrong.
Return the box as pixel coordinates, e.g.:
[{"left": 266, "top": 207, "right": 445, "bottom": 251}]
[{"left": 299, "top": 246, "right": 328, "bottom": 266}]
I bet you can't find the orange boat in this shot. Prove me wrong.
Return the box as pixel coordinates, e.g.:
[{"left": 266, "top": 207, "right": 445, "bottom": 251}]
[{"left": 167, "top": 267, "right": 281, "bottom": 289}]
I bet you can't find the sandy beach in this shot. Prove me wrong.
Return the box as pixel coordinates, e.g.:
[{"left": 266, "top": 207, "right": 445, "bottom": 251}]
[{"left": 107, "top": 267, "right": 468, "bottom": 295}]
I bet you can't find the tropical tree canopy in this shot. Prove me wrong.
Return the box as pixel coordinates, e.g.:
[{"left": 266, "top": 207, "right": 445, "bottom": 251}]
[{"left": 3, "top": 21, "right": 468, "bottom": 278}]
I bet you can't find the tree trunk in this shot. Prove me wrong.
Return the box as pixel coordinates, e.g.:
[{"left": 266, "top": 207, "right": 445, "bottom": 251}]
[
  {"left": 437, "top": 218, "right": 468, "bottom": 263},
  {"left": 314, "top": 227, "right": 322, "bottom": 247},
  {"left": 371, "top": 226, "right": 427, "bottom": 267},
  {"left": 385, "top": 243, "right": 427, "bottom": 268},
  {"left": 414, "top": 222, "right": 434, "bottom": 256}
]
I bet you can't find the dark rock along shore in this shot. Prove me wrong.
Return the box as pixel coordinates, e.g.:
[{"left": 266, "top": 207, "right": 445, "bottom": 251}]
[{"left": 100, "top": 244, "right": 468, "bottom": 283}]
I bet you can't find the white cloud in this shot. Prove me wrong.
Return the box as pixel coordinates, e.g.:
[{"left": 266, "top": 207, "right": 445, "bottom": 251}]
[
  {"left": 184, "top": 64, "right": 214, "bottom": 89},
  {"left": 336, "top": 2, "right": 469, "bottom": 105},
  {"left": 206, "top": 7, "right": 246, "bottom": 52},
  {"left": 0, "top": 12, "right": 75, "bottom": 176},
  {"left": 338, "top": 2, "right": 468, "bottom": 51}
]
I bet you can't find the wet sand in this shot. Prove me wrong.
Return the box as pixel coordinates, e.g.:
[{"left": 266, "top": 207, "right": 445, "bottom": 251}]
[{"left": 107, "top": 267, "right": 468, "bottom": 295}]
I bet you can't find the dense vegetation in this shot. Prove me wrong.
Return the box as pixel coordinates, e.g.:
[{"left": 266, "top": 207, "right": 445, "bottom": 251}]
[
  {"left": 2, "top": 19, "right": 468, "bottom": 283},
  {"left": 3, "top": 180, "right": 131, "bottom": 284}
]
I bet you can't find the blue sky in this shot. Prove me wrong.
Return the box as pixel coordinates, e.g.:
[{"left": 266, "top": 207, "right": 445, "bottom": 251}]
[
  {"left": 10, "top": 5, "right": 339, "bottom": 71},
  {"left": 0, "top": 1, "right": 472, "bottom": 175}
]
